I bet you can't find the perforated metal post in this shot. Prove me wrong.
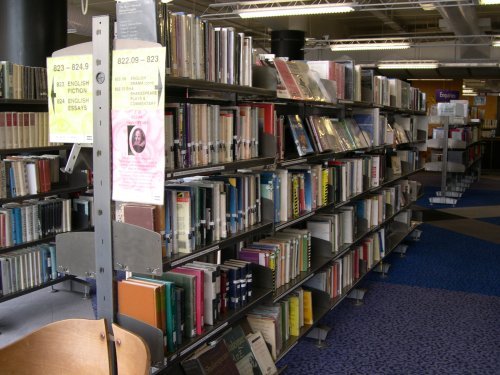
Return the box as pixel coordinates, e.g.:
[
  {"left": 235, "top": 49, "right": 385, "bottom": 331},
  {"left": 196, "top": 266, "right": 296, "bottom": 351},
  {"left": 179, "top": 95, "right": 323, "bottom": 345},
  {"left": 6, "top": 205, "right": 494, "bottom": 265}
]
[{"left": 92, "top": 15, "right": 114, "bottom": 325}]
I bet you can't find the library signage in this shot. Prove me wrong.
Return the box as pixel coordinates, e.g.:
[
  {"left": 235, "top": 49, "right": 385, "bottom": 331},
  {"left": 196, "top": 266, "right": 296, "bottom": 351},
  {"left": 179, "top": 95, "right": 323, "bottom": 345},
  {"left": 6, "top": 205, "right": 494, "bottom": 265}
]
[
  {"left": 46, "top": 54, "right": 93, "bottom": 143},
  {"left": 111, "top": 46, "right": 166, "bottom": 205},
  {"left": 435, "top": 89, "right": 460, "bottom": 103}
]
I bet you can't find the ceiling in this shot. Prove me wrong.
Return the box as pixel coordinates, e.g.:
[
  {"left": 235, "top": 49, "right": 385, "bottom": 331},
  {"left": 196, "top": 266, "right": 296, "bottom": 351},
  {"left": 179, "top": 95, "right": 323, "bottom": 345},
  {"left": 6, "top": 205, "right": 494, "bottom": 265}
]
[{"left": 68, "top": 0, "right": 500, "bottom": 85}]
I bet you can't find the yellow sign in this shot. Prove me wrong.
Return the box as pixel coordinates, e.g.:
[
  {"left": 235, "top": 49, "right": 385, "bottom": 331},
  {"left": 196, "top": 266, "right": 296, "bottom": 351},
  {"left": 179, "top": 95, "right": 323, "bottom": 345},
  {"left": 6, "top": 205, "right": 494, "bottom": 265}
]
[
  {"left": 112, "top": 47, "right": 166, "bottom": 110},
  {"left": 47, "top": 54, "right": 93, "bottom": 143}
]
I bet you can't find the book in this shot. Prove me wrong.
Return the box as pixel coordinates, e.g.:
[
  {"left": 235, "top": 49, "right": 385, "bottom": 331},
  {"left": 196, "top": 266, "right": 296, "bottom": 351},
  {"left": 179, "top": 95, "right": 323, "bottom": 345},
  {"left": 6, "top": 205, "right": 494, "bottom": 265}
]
[
  {"left": 222, "top": 325, "right": 262, "bottom": 375},
  {"left": 286, "top": 115, "right": 314, "bottom": 157},
  {"left": 246, "top": 331, "right": 278, "bottom": 375},
  {"left": 117, "top": 279, "right": 163, "bottom": 332},
  {"left": 181, "top": 339, "right": 239, "bottom": 375}
]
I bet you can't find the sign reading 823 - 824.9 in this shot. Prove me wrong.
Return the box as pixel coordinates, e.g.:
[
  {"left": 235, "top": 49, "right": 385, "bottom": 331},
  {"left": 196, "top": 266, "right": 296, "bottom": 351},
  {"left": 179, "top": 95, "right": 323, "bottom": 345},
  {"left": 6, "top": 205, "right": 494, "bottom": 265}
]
[{"left": 47, "top": 54, "right": 93, "bottom": 143}]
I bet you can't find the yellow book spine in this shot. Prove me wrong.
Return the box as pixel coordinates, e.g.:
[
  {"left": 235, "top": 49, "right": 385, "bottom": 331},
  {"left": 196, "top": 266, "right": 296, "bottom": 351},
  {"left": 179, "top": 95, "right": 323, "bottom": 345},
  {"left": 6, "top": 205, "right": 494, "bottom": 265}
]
[
  {"left": 322, "top": 168, "right": 329, "bottom": 205},
  {"left": 303, "top": 290, "right": 313, "bottom": 325},
  {"left": 292, "top": 175, "right": 299, "bottom": 218},
  {"left": 289, "top": 295, "right": 300, "bottom": 336}
]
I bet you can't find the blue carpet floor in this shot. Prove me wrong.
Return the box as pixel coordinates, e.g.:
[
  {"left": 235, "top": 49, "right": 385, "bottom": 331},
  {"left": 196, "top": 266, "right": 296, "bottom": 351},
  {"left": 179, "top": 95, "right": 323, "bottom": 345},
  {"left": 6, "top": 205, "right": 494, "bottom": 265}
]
[
  {"left": 478, "top": 216, "right": 500, "bottom": 226},
  {"left": 278, "top": 176, "right": 500, "bottom": 374},
  {"left": 417, "top": 186, "right": 500, "bottom": 209}
]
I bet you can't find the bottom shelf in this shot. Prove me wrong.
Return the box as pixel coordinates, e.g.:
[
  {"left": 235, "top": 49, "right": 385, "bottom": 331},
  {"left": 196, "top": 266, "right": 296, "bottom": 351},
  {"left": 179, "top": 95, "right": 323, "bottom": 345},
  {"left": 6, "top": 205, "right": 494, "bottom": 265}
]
[{"left": 0, "top": 275, "right": 76, "bottom": 303}]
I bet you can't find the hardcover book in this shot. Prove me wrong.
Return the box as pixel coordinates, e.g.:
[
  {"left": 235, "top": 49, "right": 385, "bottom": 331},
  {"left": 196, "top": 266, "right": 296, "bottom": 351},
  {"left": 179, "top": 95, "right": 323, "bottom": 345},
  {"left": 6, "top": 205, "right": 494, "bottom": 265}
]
[
  {"left": 286, "top": 115, "right": 314, "bottom": 157},
  {"left": 181, "top": 339, "right": 239, "bottom": 375},
  {"left": 222, "top": 325, "right": 262, "bottom": 375}
]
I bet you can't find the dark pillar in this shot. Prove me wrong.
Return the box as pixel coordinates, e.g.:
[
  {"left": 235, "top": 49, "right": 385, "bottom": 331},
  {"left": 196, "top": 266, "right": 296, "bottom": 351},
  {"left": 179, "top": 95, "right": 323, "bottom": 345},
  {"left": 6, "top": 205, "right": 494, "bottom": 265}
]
[
  {"left": 0, "top": 0, "right": 67, "bottom": 67},
  {"left": 271, "top": 30, "right": 305, "bottom": 61}
]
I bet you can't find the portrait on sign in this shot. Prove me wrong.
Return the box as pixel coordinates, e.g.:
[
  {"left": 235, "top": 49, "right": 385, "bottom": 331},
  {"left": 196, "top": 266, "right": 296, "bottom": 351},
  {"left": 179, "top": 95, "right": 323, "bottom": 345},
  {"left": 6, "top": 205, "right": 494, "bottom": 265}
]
[{"left": 128, "top": 125, "right": 146, "bottom": 155}]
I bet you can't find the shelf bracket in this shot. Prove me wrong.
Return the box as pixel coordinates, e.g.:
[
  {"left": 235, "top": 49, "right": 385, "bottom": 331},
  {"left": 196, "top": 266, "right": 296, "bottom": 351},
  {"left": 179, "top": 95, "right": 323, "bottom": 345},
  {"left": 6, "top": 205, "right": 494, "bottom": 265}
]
[
  {"left": 61, "top": 143, "right": 93, "bottom": 174},
  {"left": 306, "top": 324, "right": 331, "bottom": 349},
  {"left": 374, "top": 262, "right": 391, "bottom": 277},
  {"left": 393, "top": 243, "right": 408, "bottom": 257},
  {"left": 347, "top": 288, "right": 367, "bottom": 305}
]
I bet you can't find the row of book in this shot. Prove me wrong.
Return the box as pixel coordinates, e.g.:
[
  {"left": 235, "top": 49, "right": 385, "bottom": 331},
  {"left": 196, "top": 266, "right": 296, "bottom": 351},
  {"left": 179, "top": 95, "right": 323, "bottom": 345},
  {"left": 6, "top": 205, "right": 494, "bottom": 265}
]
[
  {"left": 263, "top": 155, "right": 386, "bottom": 223},
  {"left": 240, "top": 228, "right": 312, "bottom": 291},
  {"left": 0, "top": 61, "right": 48, "bottom": 100},
  {"left": 0, "top": 112, "right": 53, "bottom": 150},
  {"left": 116, "top": 173, "right": 262, "bottom": 256},
  {"left": 0, "top": 243, "right": 59, "bottom": 296},
  {"left": 118, "top": 258, "right": 254, "bottom": 353},
  {"left": 280, "top": 109, "right": 390, "bottom": 157},
  {"left": 164, "top": 103, "right": 267, "bottom": 170},
  {"left": 245, "top": 286, "right": 313, "bottom": 362},
  {"left": 182, "top": 324, "right": 277, "bottom": 375},
  {"left": 305, "top": 228, "right": 386, "bottom": 299},
  {"left": 154, "top": 9, "right": 253, "bottom": 86},
  {"left": 282, "top": 114, "right": 370, "bottom": 158},
  {"left": 361, "top": 69, "right": 426, "bottom": 111},
  {"left": 0, "top": 198, "right": 72, "bottom": 248},
  {"left": 257, "top": 57, "right": 427, "bottom": 111},
  {"left": 307, "top": 179, "right": 420, "bottom": 254},
  {"left": 1, "top": 155, "right": 61, "bottom": 199}
]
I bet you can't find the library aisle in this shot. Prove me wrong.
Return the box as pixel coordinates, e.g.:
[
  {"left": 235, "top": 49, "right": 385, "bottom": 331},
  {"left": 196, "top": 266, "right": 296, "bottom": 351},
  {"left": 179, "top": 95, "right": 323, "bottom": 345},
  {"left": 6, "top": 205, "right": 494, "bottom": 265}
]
[
  {"left": 277, "top": 173, "right": 500, "bottom": 374},
  {"left": 1, "top": 173, "right": 499, "bottom": 374}
]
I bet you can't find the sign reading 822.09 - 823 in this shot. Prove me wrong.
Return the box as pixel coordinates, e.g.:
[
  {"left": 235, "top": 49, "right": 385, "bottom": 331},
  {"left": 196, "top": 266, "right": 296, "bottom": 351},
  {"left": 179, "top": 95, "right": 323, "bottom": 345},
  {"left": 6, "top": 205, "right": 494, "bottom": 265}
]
[
  {"left": 111, "top": 46, "right": 166, "bottom": 206},
  {"left": 47, "top": 55, "right": 93, "bottom": 143}
]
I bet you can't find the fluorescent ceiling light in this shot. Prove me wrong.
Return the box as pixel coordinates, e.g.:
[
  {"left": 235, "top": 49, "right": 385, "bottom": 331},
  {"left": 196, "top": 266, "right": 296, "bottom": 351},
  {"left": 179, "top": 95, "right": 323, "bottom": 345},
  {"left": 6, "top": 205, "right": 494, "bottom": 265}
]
[
  {"left": 236, "top": 3, "right": 354, "bottom": 18},
  {"left": 378, "top": 61, "right": 439, "bottom": 69},
  {"left": 331, "top": 42, "right": 410, "bottom": 51},
  {"left": 493, "top": 40, "right": 500, "bottom": 47},
  {"left": 479, "top": 0, "right": 500, "bottom": 4},
  {"left": 420, "top": 3, "right": 436, "bottom": 11},
  {"left": 407, "top": 78, "right": 454, "bottom": 81}
]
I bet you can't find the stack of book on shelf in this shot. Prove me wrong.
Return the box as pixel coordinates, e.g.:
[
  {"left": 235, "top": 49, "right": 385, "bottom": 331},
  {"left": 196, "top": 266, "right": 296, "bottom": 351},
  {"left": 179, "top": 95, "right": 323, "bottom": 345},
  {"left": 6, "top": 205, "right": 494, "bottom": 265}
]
[
  {"left": 154, "top": 10, "right": 253, "bottom": 86},
  {"left": 0, "top": 242, "right": 59, "bottom": 296},
  {"left": 115, "top": 172, "right": 262, "bottom": 257},
  {"left": 245, "top": 287, "right": 313, "bottom": 359},
  {"left": 481, "top": 119, "right": 497, "bottom": 138},
  {"left": 0, "top": 112, "right": 52, "bottom": 150},
  {"left": 0, "top": 61, "right": 48, "bottom": 100},
  {"left": 0, "top": 197, "right": 72, "bottom": 247},
  {"left": 117, "top": 258, "right": 256, "bottom": 354},
  {"left": 164, "top": 103, "right": 264, "bottom": 170},
  {"left": 351, "top": 108, "right": 388, "bottom": 147},
  {"left": 1, "top": 155, "right": 61, "bottom": 199},
  {"left": 239, "top": 228, "right": 311, "bottom": 292},
  {"left": 181, "top": 323, "right": 278, "bottom": 375},
  {"left": 277, "top": 113, "right": 375, "bottom": 160},
  {"left": 305, "top": 227, "right": 386, "bottom": 298}
]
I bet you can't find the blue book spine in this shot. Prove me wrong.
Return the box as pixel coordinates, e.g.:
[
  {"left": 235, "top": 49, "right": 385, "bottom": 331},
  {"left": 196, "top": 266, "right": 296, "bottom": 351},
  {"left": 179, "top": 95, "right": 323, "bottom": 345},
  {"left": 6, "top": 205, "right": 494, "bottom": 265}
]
[
  {"left": 274, "top": 174, "right": 280, "bottom": 223},
  {"left": 236, "top": 177, "right": 244, "bottom": 231},
  {"left": 9, "top": 167, "right": 16, "bottom": 197},
  {"left": 48, "top": 244, "right": 57, "bottom": 280},
  {"left": 13, "top": 207, "right": 22, "bottom": 245},
  {"left": 40, "top": 245, "right": 49, "bottom": 283}
]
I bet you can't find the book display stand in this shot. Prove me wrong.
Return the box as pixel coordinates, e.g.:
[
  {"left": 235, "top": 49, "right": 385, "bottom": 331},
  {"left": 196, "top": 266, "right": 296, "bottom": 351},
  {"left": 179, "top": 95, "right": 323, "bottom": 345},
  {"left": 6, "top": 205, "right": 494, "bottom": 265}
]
[{"left": 426, "top": 103, "right": 482, "bottom": 206}]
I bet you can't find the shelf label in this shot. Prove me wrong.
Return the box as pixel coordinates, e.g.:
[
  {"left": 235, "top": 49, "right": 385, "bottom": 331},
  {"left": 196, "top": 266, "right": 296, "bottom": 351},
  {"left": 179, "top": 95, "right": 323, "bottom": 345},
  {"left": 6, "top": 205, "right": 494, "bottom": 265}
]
[
  {"left": 47, "top": 54, "right": 93, "bottom": 143},
  {"left": 111, "top": 46, "right": 166, "bottom": 205}
]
